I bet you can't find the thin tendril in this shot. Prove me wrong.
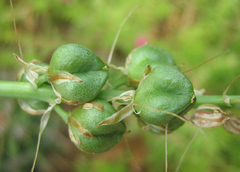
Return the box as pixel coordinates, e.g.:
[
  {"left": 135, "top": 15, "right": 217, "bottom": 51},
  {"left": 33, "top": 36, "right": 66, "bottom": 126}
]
[
  {"left": 175, "top": 129, "right": 199, "bottom": 172},
  {"left": 10, "top": 0, "right": 23, "bottom": 58},
  {"left": 123, "top": 136, "right": 142, "bottom": 171},
  {"left": 183, "top": 50, "right": 229, "bottom": 73},
  {"left": 199, "top": 128, "right": 208, "bottom": 141},
  {"left": 223, "top": 74, "right": 240, "bottom": 99},
  {"left": 107, "top": 5, "right": 138, "bottom": 64},
  {"left": 31, "top": 131, "right": 42, "bottom": 172},
  {"left": 165, "top": 124, "right": 168, "bottom": 172}
]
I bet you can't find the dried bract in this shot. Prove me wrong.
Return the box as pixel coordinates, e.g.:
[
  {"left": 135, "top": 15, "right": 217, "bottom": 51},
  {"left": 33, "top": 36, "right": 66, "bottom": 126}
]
[
  {"left": 223, "top": 116, "right": 240, "bottom": 134},
  {"left": 191, "top": 104, "right": 229, "bottom": 128}
]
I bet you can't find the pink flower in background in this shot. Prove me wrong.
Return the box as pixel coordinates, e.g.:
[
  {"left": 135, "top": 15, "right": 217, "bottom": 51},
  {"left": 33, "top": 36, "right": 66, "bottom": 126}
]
[{"left": 136, "top": 36, "right": 148, "bottom": 47}]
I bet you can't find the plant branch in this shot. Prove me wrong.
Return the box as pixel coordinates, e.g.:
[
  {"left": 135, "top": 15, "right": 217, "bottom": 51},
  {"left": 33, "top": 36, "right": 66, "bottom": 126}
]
[
  {"left": 194, "top": 95, "right": 240, "bottom": 108},
  {"left": 0, "top": 80, "right": 56, "bottom": 103},
  {"left": 1, "top": 80, "right": 240, "bottom": 109},
  {"left": 53, "top": 104, "right": 69, "bottom": 124},
  {"left": 110, "top": 75, "right": 129, "bottom": 89}
]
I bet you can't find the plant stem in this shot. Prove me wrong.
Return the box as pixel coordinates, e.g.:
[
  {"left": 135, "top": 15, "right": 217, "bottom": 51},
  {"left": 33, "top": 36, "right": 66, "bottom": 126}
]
[
  {"left": 0, "top": 80, "right": 240, "bottom": 109},
  {"left": 97, "top": 90, "right": 240, "bottom": 108},
  {"left": 53, "top": 104, "right": 69, "bottom": 124},
  {"left": 96, "top": 89, "right": 127, "bottom": 100},
  {"left": 0, "top": 80, "right": 56, "bottom": 103},
  {"left": 194, "top": 95, "right": 240, "bottom": 108},
  {"left": 110, "top": 75, "right": 129, "bottom": 89}
]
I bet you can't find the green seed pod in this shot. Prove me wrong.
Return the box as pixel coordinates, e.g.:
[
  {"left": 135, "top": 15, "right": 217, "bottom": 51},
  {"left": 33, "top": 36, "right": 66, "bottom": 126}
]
[
  {"left": 48, "top": 43, "right": 108, "bottom": 105},
  {"left": 125, "top": 45, "right": 176, "bottom": 86},
  {"left": 68, "top": 99, "right": 126, "bottom": 154},
  {"left": 134, "top": 64, "right": 195, "bottom": 126}
]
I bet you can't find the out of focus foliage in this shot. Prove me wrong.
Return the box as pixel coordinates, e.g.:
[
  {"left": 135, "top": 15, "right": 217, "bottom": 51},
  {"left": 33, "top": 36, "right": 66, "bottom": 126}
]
[{"left": 0, "top": 0, "right": 240, "bottom": 172}]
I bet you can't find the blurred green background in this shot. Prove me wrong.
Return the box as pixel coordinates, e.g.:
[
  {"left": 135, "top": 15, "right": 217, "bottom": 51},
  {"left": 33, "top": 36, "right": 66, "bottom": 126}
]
[{"left": 0, "top": 0, "right": 240, "bottom": 171}]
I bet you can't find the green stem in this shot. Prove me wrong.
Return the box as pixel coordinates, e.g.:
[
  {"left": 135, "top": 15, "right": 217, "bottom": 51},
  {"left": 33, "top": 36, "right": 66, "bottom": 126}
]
[
  {"left": 96, "top": 89, "right": 127, "bottom": 100},
  {"left": 97, "top": 89, "right": 240, "bottom": 108},
  {"left": 35, "top": 73, "right": 49, "bottom": 87},
  {"left": 110, "top": 75, "right": 129, "bottom": 89},
  {"left": 0, "top": 80, "right": 56, "bottom": 103},
  {"left": 1, "top": 80, "right": 240, "bottom": 109},
  {"left": 0, "top": 80, "right": 70, "bottom": 123},
  {"left": 53, "top": 104, "right": 69, "bottom": 124},
  {"left": 194, "top": 95, "right": 240, "bottom": 108}
]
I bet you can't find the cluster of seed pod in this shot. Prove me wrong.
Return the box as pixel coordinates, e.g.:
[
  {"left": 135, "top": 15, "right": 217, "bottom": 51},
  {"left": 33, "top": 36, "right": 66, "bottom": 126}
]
[
  {"left": 16, "top": 42, "right": 197, "bottom": 153},
  {"left": 15, "top": 43, "right": 127, "bottom": 154},
  {"left": 47, "top": 43, "right": 128, "bottom": 153},
  {"left": 16, "top": 42, "right": 239, "bottom": 155}
]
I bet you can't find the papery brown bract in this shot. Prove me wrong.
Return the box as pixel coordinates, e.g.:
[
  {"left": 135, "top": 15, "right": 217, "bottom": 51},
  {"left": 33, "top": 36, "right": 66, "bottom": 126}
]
[
  {"left": 191, "top": 104, "right": 229, "bottom": 128},
  {"left": 223, "top": 116, "right": 240, "bottom": 134}
]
